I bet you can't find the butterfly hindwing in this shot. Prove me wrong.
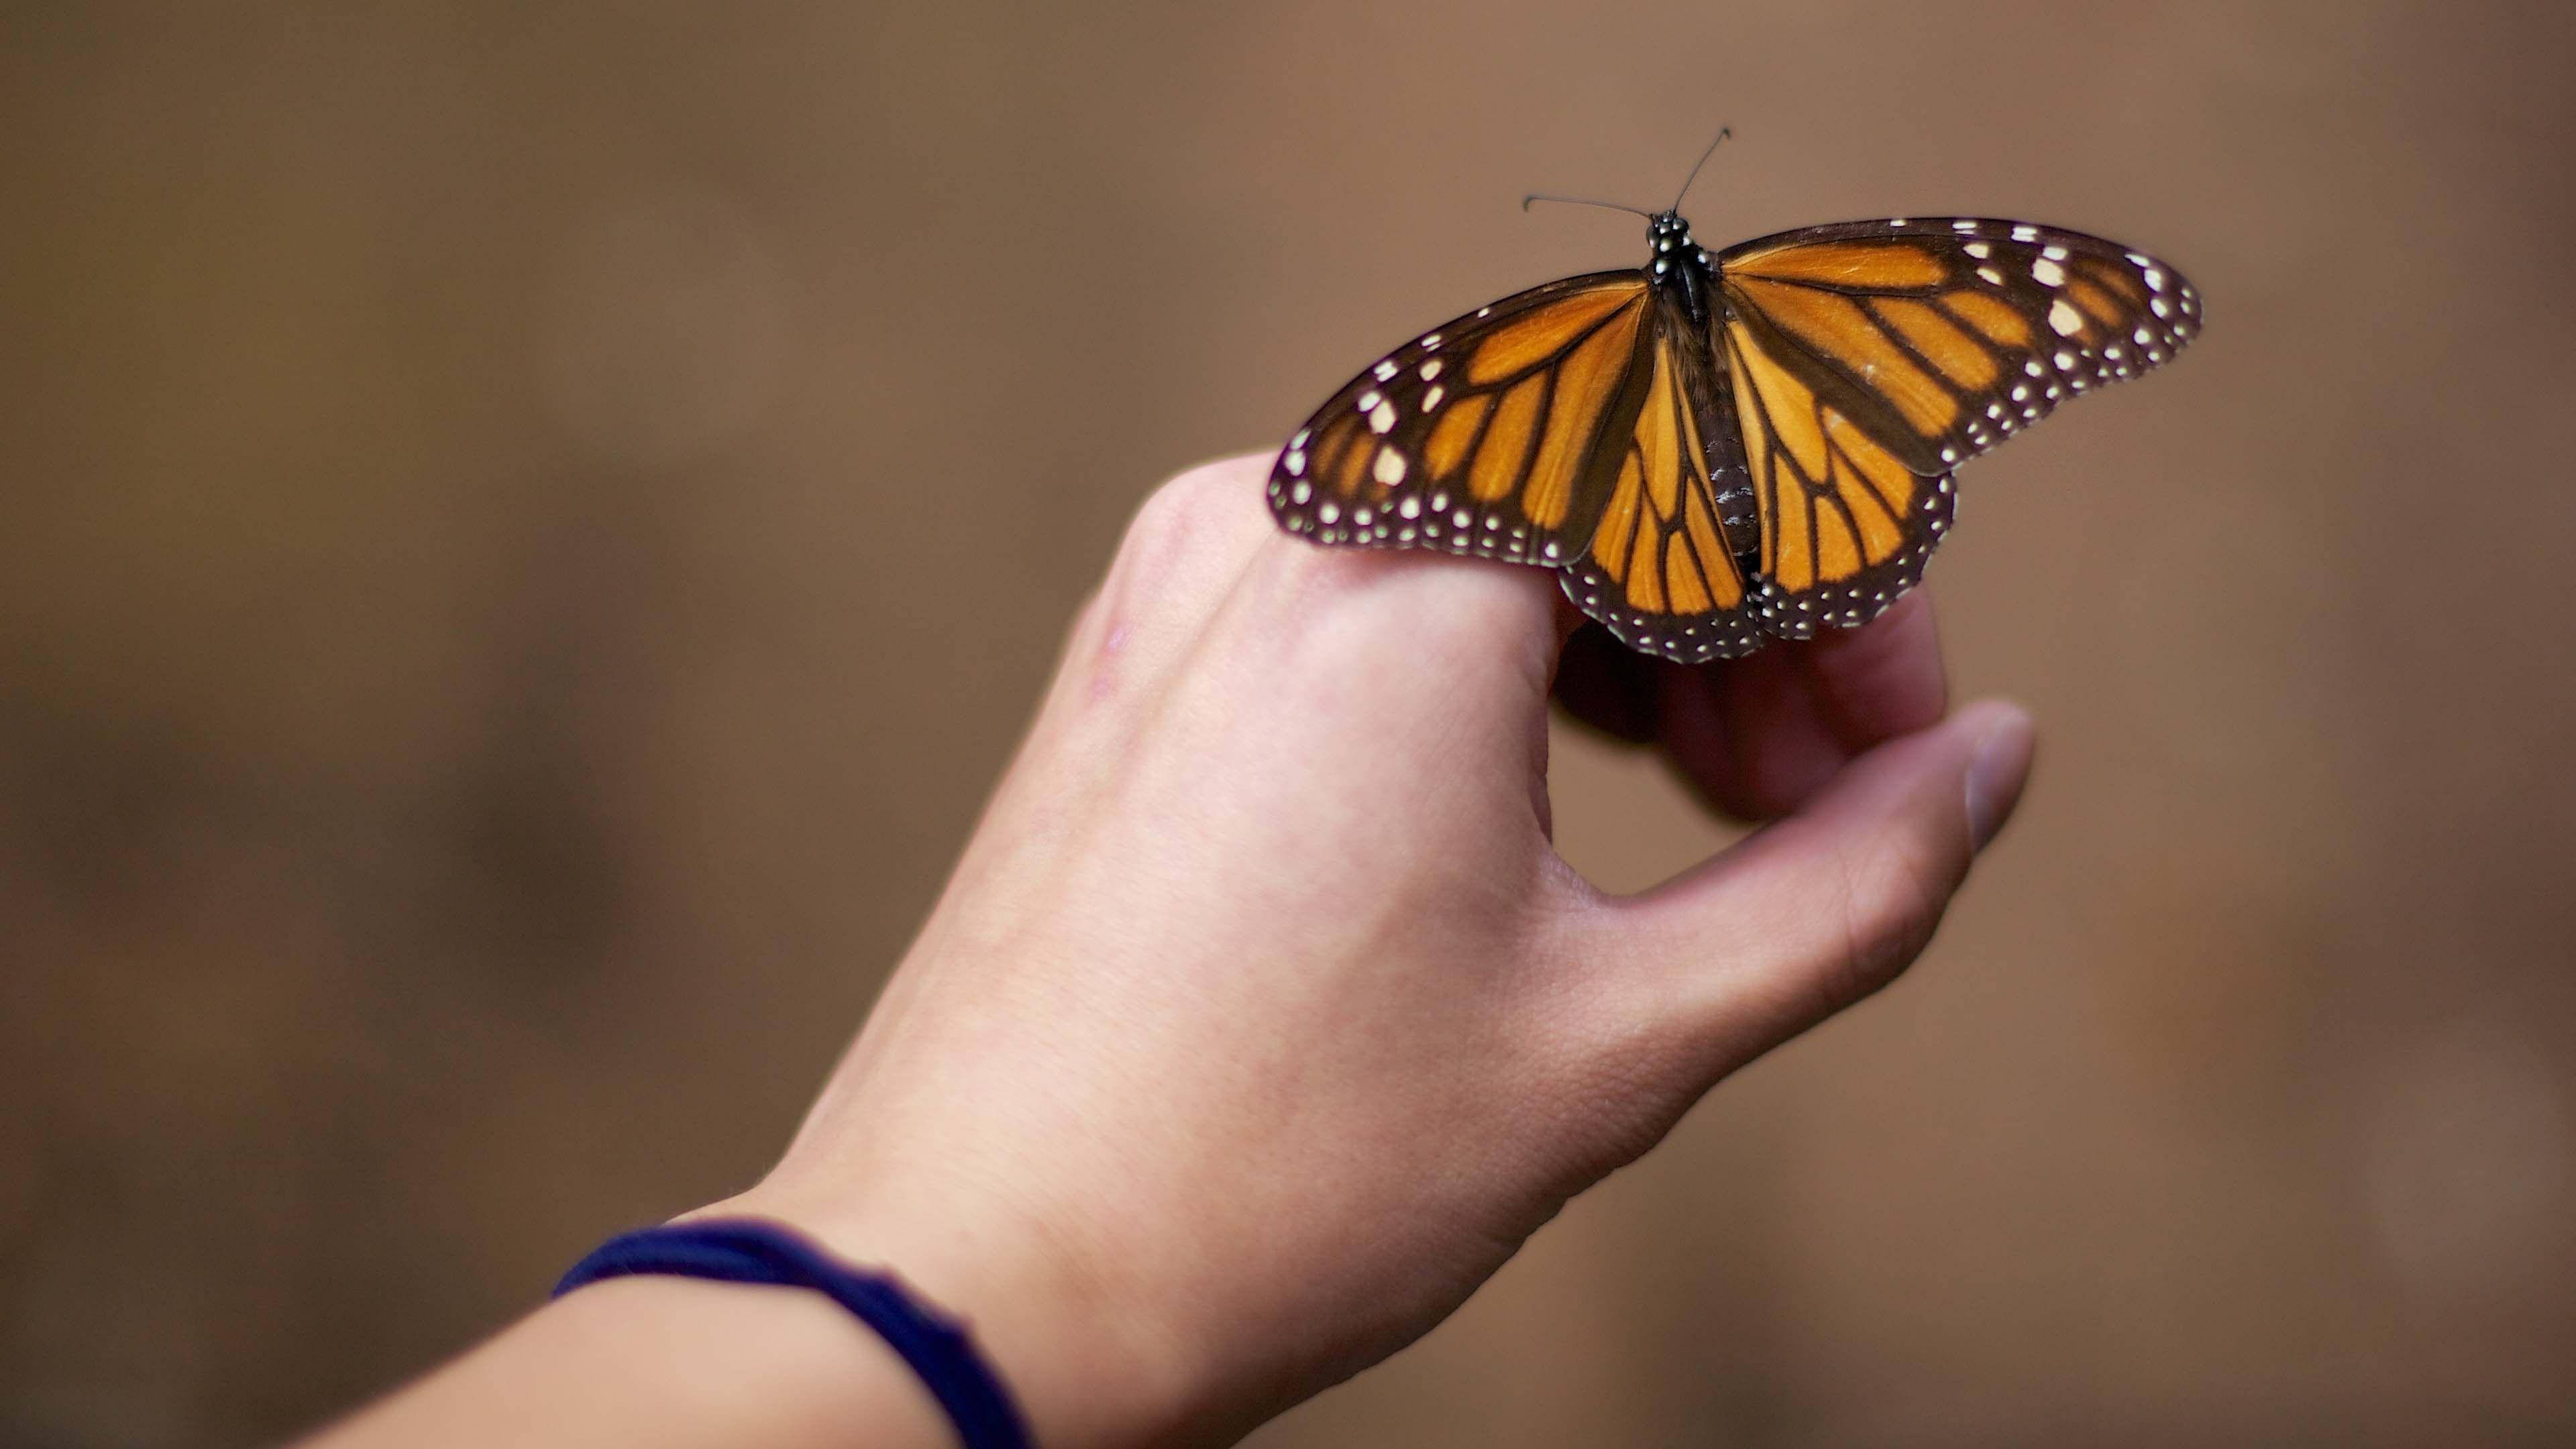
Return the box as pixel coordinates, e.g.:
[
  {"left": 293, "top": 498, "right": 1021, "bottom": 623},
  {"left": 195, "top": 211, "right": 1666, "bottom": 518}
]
[
  {"left": 1269, "top": 273, "right": 1655, "bottom": 566},
  {"left": 1558, "top": 291, "right": 1767, "bottom": 660},
  {"left": 1721, "top": 313, "right": 1957, "bottom": 637}
]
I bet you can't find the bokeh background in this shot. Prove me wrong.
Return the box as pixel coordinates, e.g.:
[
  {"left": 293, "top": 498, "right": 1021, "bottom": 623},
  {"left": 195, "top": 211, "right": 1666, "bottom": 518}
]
[{"left": 7, "top": 2, "right": 2575, "bottom": 1444}]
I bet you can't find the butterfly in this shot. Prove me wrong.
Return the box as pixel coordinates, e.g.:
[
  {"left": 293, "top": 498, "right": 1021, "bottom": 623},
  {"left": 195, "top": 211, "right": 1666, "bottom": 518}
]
[{"left": 1266, "top": 133, "right": 2200, "bottom": 661}]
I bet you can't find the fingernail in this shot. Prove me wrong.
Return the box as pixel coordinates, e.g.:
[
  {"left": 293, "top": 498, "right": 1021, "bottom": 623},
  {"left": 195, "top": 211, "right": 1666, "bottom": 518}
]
[{"left": 1964, "top": 706, "right": 2036, "bottom": 852}]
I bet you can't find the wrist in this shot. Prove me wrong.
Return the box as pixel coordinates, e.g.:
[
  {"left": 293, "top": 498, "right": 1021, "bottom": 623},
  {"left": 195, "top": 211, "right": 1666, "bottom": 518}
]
[{"left": 704, "top": 1185, "right": 1213, "bottom": 1449}]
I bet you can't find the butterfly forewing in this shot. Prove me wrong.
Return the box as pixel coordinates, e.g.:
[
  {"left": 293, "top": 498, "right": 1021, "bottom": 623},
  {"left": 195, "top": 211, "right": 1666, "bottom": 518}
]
[
  {"left": 1713, "top": 217, "right": 2198, "bottom": 635},
  {"left": 1718, "top": 218, "right": 2202, "bottom": 475},
  {"left": 1268, "top": 273, "right": 1654, "bottom": 566}
]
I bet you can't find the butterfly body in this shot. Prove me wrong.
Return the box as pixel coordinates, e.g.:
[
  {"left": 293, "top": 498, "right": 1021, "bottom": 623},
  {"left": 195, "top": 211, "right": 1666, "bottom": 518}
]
[
  {"left": 1268, "top": 206, "right": 2200, "bottom": 661},
  {"left": 1640, "top": 214, "right": 1763, "bottom": 566}
]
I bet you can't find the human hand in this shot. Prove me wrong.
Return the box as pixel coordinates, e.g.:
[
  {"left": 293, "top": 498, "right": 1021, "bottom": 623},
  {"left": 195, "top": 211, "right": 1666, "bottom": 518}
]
[{"left": 717, "top": 453, "right": 2035, "bottom": 1447}]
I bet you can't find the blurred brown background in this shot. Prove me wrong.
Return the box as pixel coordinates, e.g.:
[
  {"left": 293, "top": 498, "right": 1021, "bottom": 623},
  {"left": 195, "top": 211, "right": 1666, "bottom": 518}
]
[{"left": 5, "top": 1, "right": 2574, "bottom": 1444}]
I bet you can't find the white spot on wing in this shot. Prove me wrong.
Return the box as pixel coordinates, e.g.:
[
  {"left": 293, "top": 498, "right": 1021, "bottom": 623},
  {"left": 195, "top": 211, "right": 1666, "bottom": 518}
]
[
  {"left": 2048, "top": 299, "right": 2084, "bottom": 337},
  {"left": 1373, "top": 447, "right": 1406, "bottom": 485}
]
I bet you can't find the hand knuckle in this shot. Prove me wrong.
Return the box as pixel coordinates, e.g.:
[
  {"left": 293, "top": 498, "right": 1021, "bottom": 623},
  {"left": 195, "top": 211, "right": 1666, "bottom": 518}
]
[{"left": 1122, "top": 466, "right": 1224, "bottom": 564}]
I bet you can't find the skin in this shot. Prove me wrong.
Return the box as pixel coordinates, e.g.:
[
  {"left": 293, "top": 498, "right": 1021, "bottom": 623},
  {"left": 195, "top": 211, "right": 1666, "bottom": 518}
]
[{"left": 307, "top": 453, "right": 2035, "bottom": 1449}]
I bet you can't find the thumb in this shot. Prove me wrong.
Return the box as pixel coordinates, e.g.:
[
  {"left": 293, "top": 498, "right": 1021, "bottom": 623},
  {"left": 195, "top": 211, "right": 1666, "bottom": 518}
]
[{"left": 1584, "top": 700, "right": 2037, "bottom": 1085}]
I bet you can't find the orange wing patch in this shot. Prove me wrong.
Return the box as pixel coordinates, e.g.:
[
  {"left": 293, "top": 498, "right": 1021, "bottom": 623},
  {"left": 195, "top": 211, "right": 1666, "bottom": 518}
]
[
  {"left": 1870, "top": 297, "right": 1998, "bottom": 390},
  {"left": 1727, "top": 276, "right": 1957, "bottom": 436},
  {"left": 1725, "top": 239, "right": 1947, "bottom": 288},
  {"left": 1943, "top": 289, "right": 2033, "bottom": 350},
  {"left": 2065, "top": 276, "right": 2123, "bottom": 330},
  {"left": 1422, "top": 391, "right": 1491, "bottom": 480},
  {"left": 1311, "top": 413, "right": 1368, "bottom": 498},
  {"left": 2076, "top": 256, "right": 2146, "bottom": 305},
  {"left": 1466, "top": 372, "right": 1546, "bottom": 502},
  {"left": 1663, "top": 530, "right": 1711, "bottom": 612},
  {"left": 1521, "top": 299, "right": 1646, "bottom": 527},
  {"left": 1591, "top": 451, "right": 1644, "bottom": 578},
  {"left": 1468, "top": 283, "right": 1642, "bottom": 384}
]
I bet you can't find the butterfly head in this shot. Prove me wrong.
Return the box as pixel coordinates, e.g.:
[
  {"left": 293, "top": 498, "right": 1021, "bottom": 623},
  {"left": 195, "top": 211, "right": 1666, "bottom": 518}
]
[{"left": 1647, "top": 211, "right": 1715, "bottom": 290}]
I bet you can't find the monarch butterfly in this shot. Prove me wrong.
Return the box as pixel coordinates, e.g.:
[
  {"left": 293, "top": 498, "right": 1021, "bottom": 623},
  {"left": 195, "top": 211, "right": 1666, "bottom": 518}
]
[{"left": 1266, "top": 134, "right": 2200, "bottom": 661}]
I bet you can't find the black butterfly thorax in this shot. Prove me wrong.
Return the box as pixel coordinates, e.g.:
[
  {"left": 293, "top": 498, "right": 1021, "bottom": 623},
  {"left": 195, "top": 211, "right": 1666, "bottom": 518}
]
[{"left": 1646, "top": 212, "right": 1765, "bottom": 567}]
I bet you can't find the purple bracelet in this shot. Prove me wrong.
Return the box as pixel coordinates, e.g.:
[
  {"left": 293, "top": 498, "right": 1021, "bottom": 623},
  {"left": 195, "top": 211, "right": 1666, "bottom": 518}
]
[{"left": 555, "top": 1218, "right": 1033, "bottom": 1449}]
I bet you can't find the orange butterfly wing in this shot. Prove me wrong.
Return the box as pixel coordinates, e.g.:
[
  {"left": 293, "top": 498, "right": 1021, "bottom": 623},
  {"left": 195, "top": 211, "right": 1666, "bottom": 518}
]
[
  {"left": 1716, "top": 218, "right": 2200, "bottom": 635},
  {"left": 1269, "top": 274, "right": 1655, "bottom": 565}
]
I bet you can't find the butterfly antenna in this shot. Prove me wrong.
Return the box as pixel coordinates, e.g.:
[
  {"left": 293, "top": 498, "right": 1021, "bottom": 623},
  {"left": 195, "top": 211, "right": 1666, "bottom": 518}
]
[
  {"left": 1521, "top": 193, "right": 1657, "bottom": 219},
  {"left": 1670, "top": 125, "right": 1733, "bottom": 211}
]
